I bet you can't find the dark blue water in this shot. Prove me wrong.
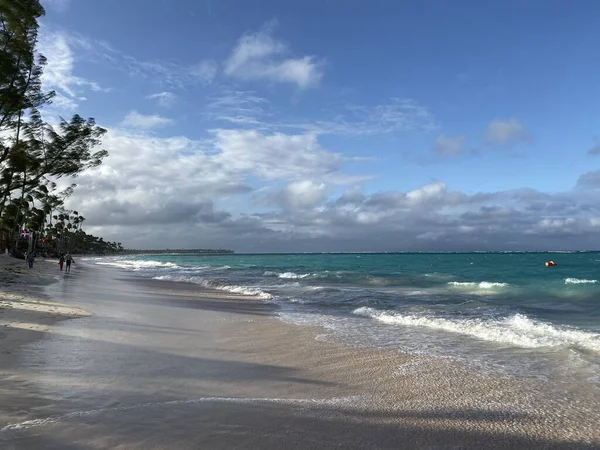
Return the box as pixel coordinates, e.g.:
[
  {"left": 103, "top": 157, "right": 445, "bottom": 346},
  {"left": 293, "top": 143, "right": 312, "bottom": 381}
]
[{"left": 90, "top": 252, "right": 600, "bottom": 385}]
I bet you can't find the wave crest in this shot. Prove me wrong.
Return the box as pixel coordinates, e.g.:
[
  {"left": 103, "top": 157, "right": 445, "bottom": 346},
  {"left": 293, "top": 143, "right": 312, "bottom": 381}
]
[
  {"left": 153, "top": 275, "right": 272, "bottom": 299},
  {"left": 565, "top": 278, "right": 598, "bottom": 285},
  {"left": 96, "top": 260, "right": 180, "bottom": 270},
  {"left": 264, "top": 271, "right": 310, "bottom": 279},
  {"left": 353, "top": 307, "right": 600, "bottom": 352}
]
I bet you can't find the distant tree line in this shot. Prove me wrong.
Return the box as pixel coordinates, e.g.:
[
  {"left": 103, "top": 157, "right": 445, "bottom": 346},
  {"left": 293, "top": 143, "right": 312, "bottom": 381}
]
[
  {"left": 0, "top": 0, "right": 119, "bottom": 257},
  {"left": 123, "top": 249, "right": 234, "bottom": 255}
]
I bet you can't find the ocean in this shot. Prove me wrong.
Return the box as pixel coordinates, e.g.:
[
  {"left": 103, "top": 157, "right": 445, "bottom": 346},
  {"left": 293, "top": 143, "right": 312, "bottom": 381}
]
[{"left": 90, "top": 252, "right": 600, "bottom": 388}]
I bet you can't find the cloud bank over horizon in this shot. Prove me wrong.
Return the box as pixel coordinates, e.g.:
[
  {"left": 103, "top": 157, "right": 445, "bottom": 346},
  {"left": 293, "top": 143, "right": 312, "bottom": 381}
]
[{"left": 37, "top": 1, "right": 600, "bottom": 252}]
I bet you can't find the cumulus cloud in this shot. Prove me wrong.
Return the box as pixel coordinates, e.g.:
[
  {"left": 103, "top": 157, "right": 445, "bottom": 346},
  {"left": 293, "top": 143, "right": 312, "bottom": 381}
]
[
  {"left": 60, "top": 130, "right": 246, "bottom": 235},
  {"left": 120, "top": 111, "right": 173, "bottom": 129},
  {"left": 211, "top": 129, "right": 353, "bottom": 182},
  {"left": 60, "top": 126, "right": 357, "bottom": 240},
  {"left": 273, "top": 180, "right": 328, "bottom": 211},
  {"left": 485, "top": 118, "right": 529, "bottom": 146},
  {"left": 224, "top": 22, "right": 323, "bottom": 88},
  {"left": 41, "top": 22, "right": 600, "bottom": 253},
  {"left": 146, "top": 92, "right": 177, "bottom": 108},
  {"left": 406, "top": 181, "right": 447, "bottom": 203},
  {"left": 64, "top": 126, "right": 600, "bottom": 252}
]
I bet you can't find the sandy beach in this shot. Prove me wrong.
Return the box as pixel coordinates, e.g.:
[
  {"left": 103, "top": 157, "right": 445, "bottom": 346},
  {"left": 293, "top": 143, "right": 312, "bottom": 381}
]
[
  {"left": 0, "top": 254, "right": 88, "bottom": 427},
  {"left": 0, "top": 261, "right": 599, "bottom": 449}
]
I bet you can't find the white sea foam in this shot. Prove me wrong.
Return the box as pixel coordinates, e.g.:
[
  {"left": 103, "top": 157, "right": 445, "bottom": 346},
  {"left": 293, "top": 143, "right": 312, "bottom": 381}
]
[
  {"left": 565, "top": 278, "right": 598, "bottom": 285},
  {"left": 447, "top": 281, "right": 509, "bottom": 294},
  {"left": 448, "top": 281, "right": 508, "bottom": 288},
  {"left": 264, "top": 271, "right": 310, "bottom": 279},
  {"left": 152, "top": 275, "right": 273, "bottom": 299},
  {"left": 96, "top": 260, "right": 180, "bottom": 270},
  {"left": 353, "top": 307, "right": 600, "bottom": 352}
]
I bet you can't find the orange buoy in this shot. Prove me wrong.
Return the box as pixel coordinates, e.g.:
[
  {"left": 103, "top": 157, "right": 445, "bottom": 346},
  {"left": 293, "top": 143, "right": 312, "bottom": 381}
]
[{"left": 545, "top": 260, "right": 556, "bottom": 267}]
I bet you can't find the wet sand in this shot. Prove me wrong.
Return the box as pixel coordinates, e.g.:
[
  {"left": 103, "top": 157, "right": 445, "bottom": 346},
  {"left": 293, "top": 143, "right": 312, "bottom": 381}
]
[
  {"left": 0, "top": 262, "right": 599, "bottom": 449},
  {"left": 0, "top": 254, "right": 88, "bottom": 427}
]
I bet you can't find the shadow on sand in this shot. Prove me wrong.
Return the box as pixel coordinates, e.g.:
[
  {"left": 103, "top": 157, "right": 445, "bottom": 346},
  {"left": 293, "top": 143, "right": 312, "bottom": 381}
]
[{"left": 2, "top": 400, "right": 597, "bottom": 450}]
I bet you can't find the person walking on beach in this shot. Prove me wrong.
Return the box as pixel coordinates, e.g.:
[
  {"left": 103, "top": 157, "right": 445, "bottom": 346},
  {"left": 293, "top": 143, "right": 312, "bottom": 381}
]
[
  {"left": 59, "top": 254, "right": 65, "bottom": 271},
  {"left": 65, "top": 252, "right": 73, "bottom": 273},
  {"left": 27, "top": 252, "right": 35, "bottom": 269}
]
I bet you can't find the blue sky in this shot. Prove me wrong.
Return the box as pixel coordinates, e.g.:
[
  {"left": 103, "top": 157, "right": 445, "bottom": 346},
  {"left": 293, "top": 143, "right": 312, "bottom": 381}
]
[{"left": 37, "top": 0, "right": 600, "bottom": 251}]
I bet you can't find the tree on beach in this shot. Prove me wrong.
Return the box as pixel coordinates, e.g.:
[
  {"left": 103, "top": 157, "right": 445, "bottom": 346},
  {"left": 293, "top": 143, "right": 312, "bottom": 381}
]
[{"left": 0, "top": 0, "right": 115, "bottom": 256}]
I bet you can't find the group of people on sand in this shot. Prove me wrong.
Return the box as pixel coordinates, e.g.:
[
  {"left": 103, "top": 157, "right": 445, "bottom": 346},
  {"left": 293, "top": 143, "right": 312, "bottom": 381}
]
[
  {"left": 59, "top": 253, "right": 74, "bottom": 273},
  {"left": 24, "top": 251, "right": 74, "bottom": 272}
]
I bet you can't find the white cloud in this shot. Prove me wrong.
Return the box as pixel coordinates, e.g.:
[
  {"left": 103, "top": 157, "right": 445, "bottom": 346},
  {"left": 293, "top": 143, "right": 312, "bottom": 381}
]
[
  {"left": 60, "top": 126, "right": 359, "bottom": 228},
  {"left": 433, "top": 135, "right": 466, "bottom": 156},
  {"left": 146, "top": 92, "right": 177, "bottom": 108},
  {"left": 62, "top": 126, "right": 600, "bottom": 252},
  {"left": 276, "top": 180, "right": 327, "bottom": 210},
  {"left": 211, "top": 129, "right": 358, "bottom": 183},
  {"left": 485, "top": 118, "right": 528, "bottom": 146},
  {"left": 224, "top": 22, "right": 323, "bottom": 89},
  {"left": 37, "top": 29, "right": 107, "bottom": 112},
  {"left": 38, "top": 23, "right": 600, "bottom": 252},
  {"left": 120, "top": 111, "right": 173, "bottom": 129},
  {"left": 406, "top": 181, "right": 446, "bottom": 203},
  {"left": 191, "top": 60, "right": 218, "bottom": 84},
  {"left": 60, "top": 129, "right": 245, "bottom": 225}
]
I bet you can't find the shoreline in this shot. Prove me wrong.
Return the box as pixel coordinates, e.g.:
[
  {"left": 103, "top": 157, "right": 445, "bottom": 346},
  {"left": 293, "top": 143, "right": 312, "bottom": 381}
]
[
  {"left": 126, "top": 276, "right": 600, "bottom": 447},
  {"left": 1, "top": 263, "right": 599, "bottom": 448}
]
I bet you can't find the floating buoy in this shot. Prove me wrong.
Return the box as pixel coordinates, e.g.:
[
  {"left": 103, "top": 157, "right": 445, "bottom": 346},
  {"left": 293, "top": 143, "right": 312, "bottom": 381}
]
[{"left": 545, "top": 260, "right": 556, "bottom": 267}]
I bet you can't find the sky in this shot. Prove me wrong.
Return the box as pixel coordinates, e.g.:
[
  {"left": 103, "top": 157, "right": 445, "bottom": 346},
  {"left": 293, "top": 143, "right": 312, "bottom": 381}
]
[{"left": 36, "top": 0, "right": 600, "bottom": 252}]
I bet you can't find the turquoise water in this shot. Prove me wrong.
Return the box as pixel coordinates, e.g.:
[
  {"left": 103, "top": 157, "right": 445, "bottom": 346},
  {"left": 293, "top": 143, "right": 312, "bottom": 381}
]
[{"left": 92, "top": 252, "right": 600, "bottom": 384}]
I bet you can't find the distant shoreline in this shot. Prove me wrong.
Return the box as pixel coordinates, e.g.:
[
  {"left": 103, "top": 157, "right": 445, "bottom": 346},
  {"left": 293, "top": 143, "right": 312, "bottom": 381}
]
[
  {"left": 119, "top": 249, "right": 234, "bottom": 255},
  {"left": 122, "top": 250, "right": 595, "bottom": 256}
]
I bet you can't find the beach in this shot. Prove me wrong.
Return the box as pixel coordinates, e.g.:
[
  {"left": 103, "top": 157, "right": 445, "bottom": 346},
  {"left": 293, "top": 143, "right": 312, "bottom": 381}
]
[
  {"left": 0, "top": 254, "right": 88, "bottom": 427},
  {"left": 0, "top": 259, "right": 599, "bottom": 449}
]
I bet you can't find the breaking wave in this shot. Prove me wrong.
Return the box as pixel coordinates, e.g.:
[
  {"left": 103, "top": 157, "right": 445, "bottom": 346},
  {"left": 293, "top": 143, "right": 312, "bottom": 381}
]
[
  {"left": 565, "top": 278, "right": 598, "bottom": 285},
  {"left": 96, "top": 260, "right": 180, "bottom": 271},
  {"left": 447, "top": 281, "right": 510, "bottom": 294},
  {"left": 353, "top": 307, "right": 600, "bottom": 352},
  {"left": 263, "top": 271, "right": 311, "bottom": 279},
  {"left": 152, "top": 275, "right": 273, "bottom": 299}
]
